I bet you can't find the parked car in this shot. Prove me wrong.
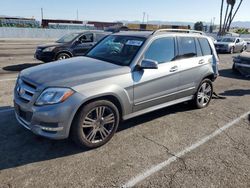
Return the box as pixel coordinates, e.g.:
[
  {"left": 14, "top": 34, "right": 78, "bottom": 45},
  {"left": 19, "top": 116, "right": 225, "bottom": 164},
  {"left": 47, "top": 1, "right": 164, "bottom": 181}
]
[
  {"left": 14, "top": 29, "right": 219, "bottom": 148},
  {"left": 214, "top": 37, "right": 247, "bottom": 54},
  {"left": 34, "top": 31, "right": 111, "bottom": 62},
  {"left": 233, "top": 49, "right": 250, "bottom": 77},
  {"left": 243, "top": 38, "right": 250, "bottom": 50}
]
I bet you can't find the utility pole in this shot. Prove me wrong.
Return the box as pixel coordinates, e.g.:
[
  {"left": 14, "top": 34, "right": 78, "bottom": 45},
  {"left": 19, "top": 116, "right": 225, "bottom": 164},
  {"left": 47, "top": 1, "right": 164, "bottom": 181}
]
[
  {"left": 41, "top": 8, "right": 44, "bottom": 20},
  {"left": 142, "top": 12, "right": 146, "bottom": 24},
  {"left": 77, "top": 9, "right": 79, "bottom": 20},
  {"left": 41, "top": 8, "right": 44, "bottom": 27},
  {"left": 147, "top": 14, "right": 149, "bottom": 24}
]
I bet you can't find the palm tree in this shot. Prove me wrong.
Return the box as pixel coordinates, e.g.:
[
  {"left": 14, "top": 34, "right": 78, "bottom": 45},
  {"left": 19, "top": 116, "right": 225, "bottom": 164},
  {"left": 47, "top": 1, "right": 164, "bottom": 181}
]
[
  {"left": 219, "top": 0, "right": 224, "bottom": 35},
  {"left": 219, "top": 0, "right": 244, "bottom": 35},
  {"left": 227, "top": 0, "right": 243, "bottom": 31}
]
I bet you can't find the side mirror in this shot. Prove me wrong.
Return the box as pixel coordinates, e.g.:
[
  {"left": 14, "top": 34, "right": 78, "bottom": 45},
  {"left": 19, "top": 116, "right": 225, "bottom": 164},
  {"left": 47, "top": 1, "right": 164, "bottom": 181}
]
[{"left": 140, "top": 59, "right": 158, "bottom": 69}]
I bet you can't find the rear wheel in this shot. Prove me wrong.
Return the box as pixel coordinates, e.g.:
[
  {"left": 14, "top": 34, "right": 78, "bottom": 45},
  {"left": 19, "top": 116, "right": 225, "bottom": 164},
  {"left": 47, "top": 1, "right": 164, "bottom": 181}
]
[
  {"left": 56, "top": 53, "right": 71, "bottom": 60},
  {"left": 193, "top": 79, "right": 213, "bottom": 109},
  {"left": 71, "top": 100, "right": 120, "bottom": 148}
]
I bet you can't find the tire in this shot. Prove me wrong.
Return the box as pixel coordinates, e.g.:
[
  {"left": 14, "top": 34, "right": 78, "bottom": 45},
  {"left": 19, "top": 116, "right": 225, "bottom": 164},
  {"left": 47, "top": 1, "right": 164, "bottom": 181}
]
[
  {"left": 232, "top": 63, "right": 239, "bottom": 73},
  {"left": 71, "top": 100, "right": 120, "bottom": 149},
  {"left": 230, "top": 47, "right": 235, "bottom": 54},
  {"left": 193, "top": 79, "right": 213, "bottom": 109},
  {"left": 56, "top": 53, "right": 71, "bottom": 60},
  {"left": 242, "top": 46, "right": 247, "bottom": 52}
]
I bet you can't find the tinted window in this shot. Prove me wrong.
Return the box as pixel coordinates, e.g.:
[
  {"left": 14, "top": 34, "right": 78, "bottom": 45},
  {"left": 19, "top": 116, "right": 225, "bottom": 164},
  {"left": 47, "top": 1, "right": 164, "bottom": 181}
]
[
  {"left": 198, "top": 38, "right": 212, "bottom": 56},
  {"left": 56, "top": 33, "right": 80, "bottom": 43},
  {"left": 178, "top": 37, "right": 196, "bottom": 57},
  {"left": 145, "top": 37, "right": 175, "bottom": 64},
  {"left": 79, "top": 33, "right": 93, "bottom": 43},
  {"left": 221, "top": 38, "right": 235, "bottom": 43}
]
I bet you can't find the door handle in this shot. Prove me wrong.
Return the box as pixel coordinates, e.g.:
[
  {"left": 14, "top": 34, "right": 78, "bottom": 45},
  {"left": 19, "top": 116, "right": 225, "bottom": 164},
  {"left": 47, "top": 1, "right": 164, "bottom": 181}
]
[
  {"left": 170, "top": 66, "right": 178, "bottom": 72},
  {"left": 199, "top": 59, "right": 205, "bottom": 64}
]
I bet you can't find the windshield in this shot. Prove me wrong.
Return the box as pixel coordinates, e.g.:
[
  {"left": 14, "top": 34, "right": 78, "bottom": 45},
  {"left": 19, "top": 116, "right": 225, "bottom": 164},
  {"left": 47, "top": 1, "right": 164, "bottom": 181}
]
[
  {"left": 86, "top": 35, "right": 145, "bottom": 66},
  {"left": 221, "top": 38, "right": 236, "bottom": 43},
  {"left": 56, "top": 33, "right": 80, "bottom": 43}
]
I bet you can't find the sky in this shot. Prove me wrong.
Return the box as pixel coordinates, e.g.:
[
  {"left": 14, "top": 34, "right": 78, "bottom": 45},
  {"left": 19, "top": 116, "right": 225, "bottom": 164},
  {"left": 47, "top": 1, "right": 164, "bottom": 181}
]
[{"left": 0, "top": 0, "right": 250, "bottom": 24}]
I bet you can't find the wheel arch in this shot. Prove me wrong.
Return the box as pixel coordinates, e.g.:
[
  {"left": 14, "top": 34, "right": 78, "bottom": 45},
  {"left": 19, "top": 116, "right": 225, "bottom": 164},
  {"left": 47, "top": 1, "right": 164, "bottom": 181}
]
[{"left": 69, "top": 94, "right": 124, "bottom": 133}]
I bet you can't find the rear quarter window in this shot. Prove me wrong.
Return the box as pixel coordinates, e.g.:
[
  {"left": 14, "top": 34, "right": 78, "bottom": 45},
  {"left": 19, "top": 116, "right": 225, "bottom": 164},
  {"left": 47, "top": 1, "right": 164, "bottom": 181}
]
[{"left": 198, "top": 38, "right": 212, "bottom": 56}]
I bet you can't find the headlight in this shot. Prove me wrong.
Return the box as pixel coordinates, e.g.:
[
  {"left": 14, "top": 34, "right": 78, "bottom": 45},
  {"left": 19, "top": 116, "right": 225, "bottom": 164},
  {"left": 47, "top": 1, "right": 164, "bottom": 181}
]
[
  {"left": 36, "top": 88, "right": 74, "bottom": 106},
  {"left": 43, "top": 46, "right": 56, "bottom": 52}
]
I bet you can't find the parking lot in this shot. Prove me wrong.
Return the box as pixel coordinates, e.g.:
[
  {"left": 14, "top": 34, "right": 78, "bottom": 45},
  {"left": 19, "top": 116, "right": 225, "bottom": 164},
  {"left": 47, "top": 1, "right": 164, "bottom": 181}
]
[{"left": 0, "top": 39, "right": 249, "bottom": 188}]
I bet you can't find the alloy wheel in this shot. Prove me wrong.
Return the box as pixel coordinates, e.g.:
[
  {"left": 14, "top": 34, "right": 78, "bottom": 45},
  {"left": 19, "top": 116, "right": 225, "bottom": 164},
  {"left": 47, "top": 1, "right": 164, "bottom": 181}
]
[
  {"left": 82, "top": 106, "right": 115, "bottom": 144},
  {"left": 197, "top": 82, "right": 212, "bottom": 107}
]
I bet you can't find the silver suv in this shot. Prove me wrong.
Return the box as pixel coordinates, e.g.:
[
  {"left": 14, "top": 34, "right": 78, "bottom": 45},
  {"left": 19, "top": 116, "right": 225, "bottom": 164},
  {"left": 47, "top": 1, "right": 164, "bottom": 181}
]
[{"left": 14, "top": 29, "right": 219, "bottom": 148}]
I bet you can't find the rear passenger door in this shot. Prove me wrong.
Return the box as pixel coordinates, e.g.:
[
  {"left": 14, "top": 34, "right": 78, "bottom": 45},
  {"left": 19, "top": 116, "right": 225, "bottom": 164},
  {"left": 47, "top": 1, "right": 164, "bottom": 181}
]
[{"left": 174, "top": 37, "right": 211, "bottom": 99}]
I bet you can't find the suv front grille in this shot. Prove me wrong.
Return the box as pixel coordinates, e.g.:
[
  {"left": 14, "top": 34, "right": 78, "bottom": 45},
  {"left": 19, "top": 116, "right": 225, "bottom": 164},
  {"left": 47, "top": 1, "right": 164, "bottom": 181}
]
[{"left": 17, "top": 79, "right": 37, "bottom": 103}]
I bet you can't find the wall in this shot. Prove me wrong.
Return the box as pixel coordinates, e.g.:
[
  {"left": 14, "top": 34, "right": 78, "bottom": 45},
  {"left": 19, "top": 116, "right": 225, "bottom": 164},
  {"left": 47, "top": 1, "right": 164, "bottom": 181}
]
[{"left": 0, "top": 27, "right": 85, "bottom": 39}]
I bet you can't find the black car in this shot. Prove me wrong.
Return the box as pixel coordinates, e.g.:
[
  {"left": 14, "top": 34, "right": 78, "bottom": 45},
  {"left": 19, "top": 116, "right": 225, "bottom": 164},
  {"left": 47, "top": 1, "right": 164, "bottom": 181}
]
[{"left": 35, "top": 31, "right": 111, "bottom": 62}]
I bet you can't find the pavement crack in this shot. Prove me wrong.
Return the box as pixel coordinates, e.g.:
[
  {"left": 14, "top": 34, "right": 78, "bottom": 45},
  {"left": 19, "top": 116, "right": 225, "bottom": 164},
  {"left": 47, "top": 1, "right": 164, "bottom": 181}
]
[
  {"left": 140, "top": 134, "right": 188, "bottom": 188},
  {"left": 213, "top": 123, "right": 250, "bottom": 159}
]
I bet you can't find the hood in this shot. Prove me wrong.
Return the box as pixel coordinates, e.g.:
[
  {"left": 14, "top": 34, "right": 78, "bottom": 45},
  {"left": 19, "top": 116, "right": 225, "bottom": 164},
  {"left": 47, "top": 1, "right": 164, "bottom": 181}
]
[
  {"left": 20, "top": 57, "right": 130, "bottom": 88},
  {"left": 237, "top": 52, "right": 250, "bottom": 62},
  {"left": 37, "top": 42, "right": 63, "bottom": 49}
]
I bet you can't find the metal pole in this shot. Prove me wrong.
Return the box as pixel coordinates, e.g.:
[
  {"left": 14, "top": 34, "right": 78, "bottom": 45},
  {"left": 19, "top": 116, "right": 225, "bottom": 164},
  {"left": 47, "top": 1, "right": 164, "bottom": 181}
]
[
  {"left": 142, "top": 12, "right": 145, "bottom": 24},
  {"left": 41, "top": 8, "right": 44, "bottom": 20}
]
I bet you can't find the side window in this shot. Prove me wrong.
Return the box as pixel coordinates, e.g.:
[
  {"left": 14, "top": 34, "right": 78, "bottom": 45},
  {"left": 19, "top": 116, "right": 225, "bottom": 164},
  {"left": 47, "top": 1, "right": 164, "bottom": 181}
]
[
  {"left": 198, "top": 38, "right": 212, "bottom": 56},
  {"left": 79, "top": 33, "right": 93, "bottom": 43},
  {"left": 144, "top": 37, "right": 175, "bottom": 64},
  {"left": 195, "top": 39, "right": 203, "bottom": 57},
  {"left": 177, "top": 37, "right": 196, "bottom": 57}
]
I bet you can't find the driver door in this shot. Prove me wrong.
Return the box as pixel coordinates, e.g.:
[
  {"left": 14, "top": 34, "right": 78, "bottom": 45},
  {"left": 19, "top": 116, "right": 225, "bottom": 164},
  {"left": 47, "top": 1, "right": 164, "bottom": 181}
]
[
  {"left": 72, "top": 33, "right": 95, "bottom": 56},
  {"left": 133, "top": 37, "right": 180, "bottom": 112}
]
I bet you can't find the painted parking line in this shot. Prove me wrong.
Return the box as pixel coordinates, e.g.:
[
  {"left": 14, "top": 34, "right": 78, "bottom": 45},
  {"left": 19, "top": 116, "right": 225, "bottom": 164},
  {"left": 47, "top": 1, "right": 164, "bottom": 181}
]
[{"left": 122, "top": 111, "right": 250, "bottom": 188}]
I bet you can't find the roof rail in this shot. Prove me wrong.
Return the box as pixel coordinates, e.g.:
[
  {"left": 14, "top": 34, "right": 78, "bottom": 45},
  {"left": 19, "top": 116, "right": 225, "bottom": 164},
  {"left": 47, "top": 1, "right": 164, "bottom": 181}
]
[{"left": 152, "top": 29, "right": 206, "bottom": 35}]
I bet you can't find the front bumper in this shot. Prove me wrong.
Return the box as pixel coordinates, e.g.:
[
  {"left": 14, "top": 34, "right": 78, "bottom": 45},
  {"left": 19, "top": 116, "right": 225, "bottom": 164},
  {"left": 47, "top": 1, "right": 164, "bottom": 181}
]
[
  {"left": 14, "top": 92, "right": 84, "bottom": 140},
  {"left": 34, "top": 49, "right": 55, "bottom": 62},
  {"left": 215, "top": 46, "right": 230, "bottom": 53},
  {"left": 233, "top": 56, "right": 250, "bottom": 77}
]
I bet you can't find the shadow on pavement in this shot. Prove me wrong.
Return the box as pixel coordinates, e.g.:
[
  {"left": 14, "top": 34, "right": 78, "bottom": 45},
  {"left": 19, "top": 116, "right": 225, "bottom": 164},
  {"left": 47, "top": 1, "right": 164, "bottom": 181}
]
[
  {"left": 220, "top": 89, "right": 250, "bottom": 97},
  {"left": 0, "top": 103, "right": 195, "bottom": 171},
  {"left": 3, "top": 63, "right": 43, "bottom": 72},
  {"left": 219, "top": 69, "right": 250, "bottom": 80}
]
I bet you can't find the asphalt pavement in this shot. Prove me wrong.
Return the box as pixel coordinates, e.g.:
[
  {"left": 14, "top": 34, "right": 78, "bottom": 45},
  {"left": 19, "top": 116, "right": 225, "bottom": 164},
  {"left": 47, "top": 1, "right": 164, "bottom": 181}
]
[{"left": 0, "top": 40, "right": 249, "bottom": 188}]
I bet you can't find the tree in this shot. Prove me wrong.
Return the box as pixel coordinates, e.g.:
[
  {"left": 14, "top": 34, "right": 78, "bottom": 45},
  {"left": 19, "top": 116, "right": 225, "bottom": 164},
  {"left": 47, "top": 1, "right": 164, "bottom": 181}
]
[
  {"left": 219, "top": 0, "right": 244, "bottom": 35},
  {"left": 194, "top": 21, "right": 204, "bottom": 31}
]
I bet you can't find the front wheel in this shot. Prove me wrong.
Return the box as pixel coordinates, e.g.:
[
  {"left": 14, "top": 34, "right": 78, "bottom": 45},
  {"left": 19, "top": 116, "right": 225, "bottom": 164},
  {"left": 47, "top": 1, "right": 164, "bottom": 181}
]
[
  {"left": 71, "top": 100, "right": 120, "bottom": 148},
  {"left": 230, "top": 47, "right": 235, "bottom": 54},
  {"left": 56, "top": 53, "right": 71, "bottom": 60},
  {"left": 193, "top": 79, "right": 213, "bottom": 109}
]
